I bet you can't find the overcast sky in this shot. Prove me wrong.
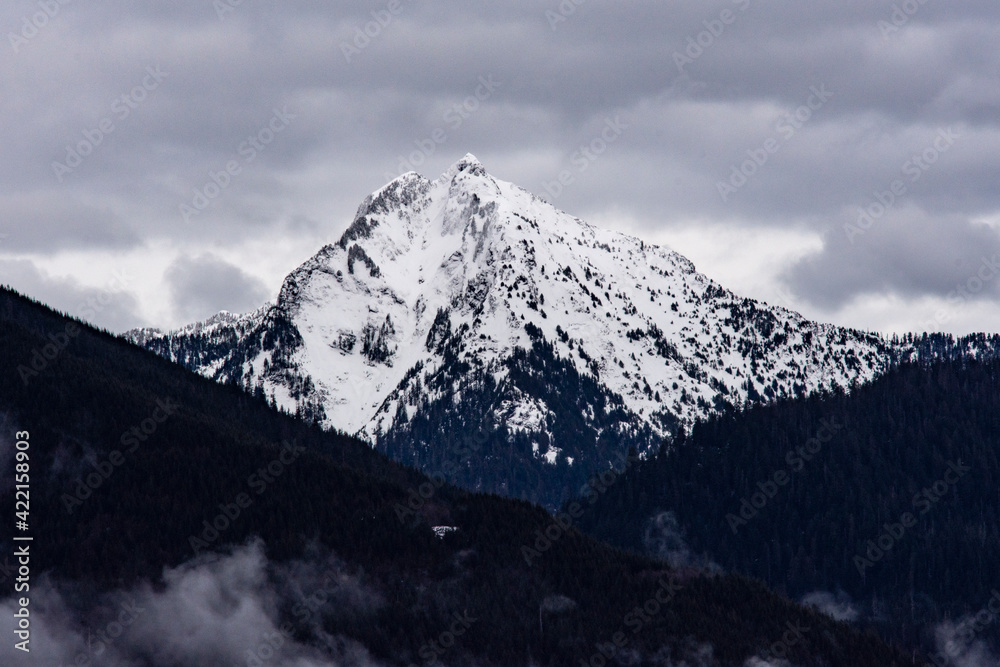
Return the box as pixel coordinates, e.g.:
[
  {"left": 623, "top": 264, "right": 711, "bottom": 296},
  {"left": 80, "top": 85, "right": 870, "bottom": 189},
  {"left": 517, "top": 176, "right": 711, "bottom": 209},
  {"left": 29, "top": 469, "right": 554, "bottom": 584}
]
[{"left": 2, "top": 1, "right": 999, "bottom": 336}]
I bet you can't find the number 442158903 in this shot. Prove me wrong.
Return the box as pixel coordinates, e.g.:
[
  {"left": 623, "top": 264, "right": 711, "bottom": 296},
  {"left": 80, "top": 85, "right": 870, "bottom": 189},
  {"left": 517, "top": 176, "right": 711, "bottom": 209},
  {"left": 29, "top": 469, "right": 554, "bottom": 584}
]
[{"left": 15, "top": 431, "right": 30, "bottom": 528}]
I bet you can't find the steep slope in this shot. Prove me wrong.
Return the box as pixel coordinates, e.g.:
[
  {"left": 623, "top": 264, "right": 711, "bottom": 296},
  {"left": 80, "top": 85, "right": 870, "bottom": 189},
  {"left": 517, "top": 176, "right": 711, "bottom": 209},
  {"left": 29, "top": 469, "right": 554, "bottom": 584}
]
[
  {"left": 127, "top": 154, "right": 998, "bottom": 506},
  {"left": 0, "top": 286, "right": 915, "bottom": 666}
]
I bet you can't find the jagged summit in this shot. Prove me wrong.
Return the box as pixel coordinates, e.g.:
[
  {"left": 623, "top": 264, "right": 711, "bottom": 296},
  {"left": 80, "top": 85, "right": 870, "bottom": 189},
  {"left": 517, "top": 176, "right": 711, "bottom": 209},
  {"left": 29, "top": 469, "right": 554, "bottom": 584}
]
[
  {"left": 450, "top": 152, "right": 489, "bottom": 178},
  {"left": 363, "top": 153, "right": 487, "bottom": 209},
  {"left": 127, "top": 155, "right": 990, "bottom": 505}
]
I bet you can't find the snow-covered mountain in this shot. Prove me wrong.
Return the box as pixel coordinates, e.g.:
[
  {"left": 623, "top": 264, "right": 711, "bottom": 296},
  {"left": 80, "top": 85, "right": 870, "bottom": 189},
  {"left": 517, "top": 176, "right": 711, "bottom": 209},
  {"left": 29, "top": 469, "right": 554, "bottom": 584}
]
[{"left": 127, "top": 154, "right": 996, "bottom": 505}]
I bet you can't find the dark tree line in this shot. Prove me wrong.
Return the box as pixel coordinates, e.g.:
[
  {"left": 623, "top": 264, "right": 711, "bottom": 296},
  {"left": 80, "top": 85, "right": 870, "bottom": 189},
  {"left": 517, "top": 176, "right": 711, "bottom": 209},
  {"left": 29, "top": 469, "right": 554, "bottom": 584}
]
[
  {"left": 0, "top": 285, "right": 914, "bottom": 666},
  {"left": 379, "top": 320, "right": 661, "bottom": 509},
  {"left": 577, "top": 354, "right": 1000, "bottom": 655}
]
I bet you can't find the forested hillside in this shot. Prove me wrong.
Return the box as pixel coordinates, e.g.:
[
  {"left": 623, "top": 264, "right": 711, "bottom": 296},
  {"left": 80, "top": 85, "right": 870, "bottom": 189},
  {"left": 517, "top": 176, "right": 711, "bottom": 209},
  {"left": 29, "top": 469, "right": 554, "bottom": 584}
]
[
  {"left": 577, "top": 355, "right": 1000, "bottom": 655},
  {"left": 0, "top": 286, "right": 915, "bottom": 665}
]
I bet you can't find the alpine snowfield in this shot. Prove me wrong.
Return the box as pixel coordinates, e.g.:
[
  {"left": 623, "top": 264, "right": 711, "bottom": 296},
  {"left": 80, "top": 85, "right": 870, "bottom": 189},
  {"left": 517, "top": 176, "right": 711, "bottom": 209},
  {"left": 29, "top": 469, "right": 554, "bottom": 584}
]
[{"left": 127, "top": 155, "right": 995, "bottom": 504}]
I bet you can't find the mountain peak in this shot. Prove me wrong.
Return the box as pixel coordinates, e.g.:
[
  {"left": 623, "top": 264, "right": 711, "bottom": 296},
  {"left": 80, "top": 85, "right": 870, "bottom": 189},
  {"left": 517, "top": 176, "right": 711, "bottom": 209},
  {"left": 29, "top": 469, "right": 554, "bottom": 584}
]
[
  {"left": 456, "top": 152, "right": 483, "bottom": 169},
  {"left": 130, "top": 157, "right": 942, "bottom": 505},
  {"left": 439, "top": 152, "right": 488, "bottom": 181}
]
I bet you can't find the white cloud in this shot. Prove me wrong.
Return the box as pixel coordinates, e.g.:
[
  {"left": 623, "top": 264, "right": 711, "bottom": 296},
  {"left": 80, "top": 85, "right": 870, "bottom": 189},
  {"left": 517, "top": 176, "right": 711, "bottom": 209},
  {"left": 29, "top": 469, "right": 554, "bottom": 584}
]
[{"left": 0, "top": 541, "right": 382, "bottom": 666}]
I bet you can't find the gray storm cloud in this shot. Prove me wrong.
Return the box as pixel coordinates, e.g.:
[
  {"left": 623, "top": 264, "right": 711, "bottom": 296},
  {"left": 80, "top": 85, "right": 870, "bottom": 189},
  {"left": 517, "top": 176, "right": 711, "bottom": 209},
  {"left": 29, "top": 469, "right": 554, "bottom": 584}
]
[
  {"left": 0, "top": 1, "right": 998, "bottom": 333},
  {"left": 165, "top": 253, "right": 271, "bottom": 323}
]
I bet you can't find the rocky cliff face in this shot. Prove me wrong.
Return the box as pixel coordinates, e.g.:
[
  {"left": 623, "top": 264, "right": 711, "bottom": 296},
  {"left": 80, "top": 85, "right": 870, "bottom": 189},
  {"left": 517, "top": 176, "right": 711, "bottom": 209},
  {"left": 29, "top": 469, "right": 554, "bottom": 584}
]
[{"left": 128, "top": 154, "right": 995, "bottom": 505}]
